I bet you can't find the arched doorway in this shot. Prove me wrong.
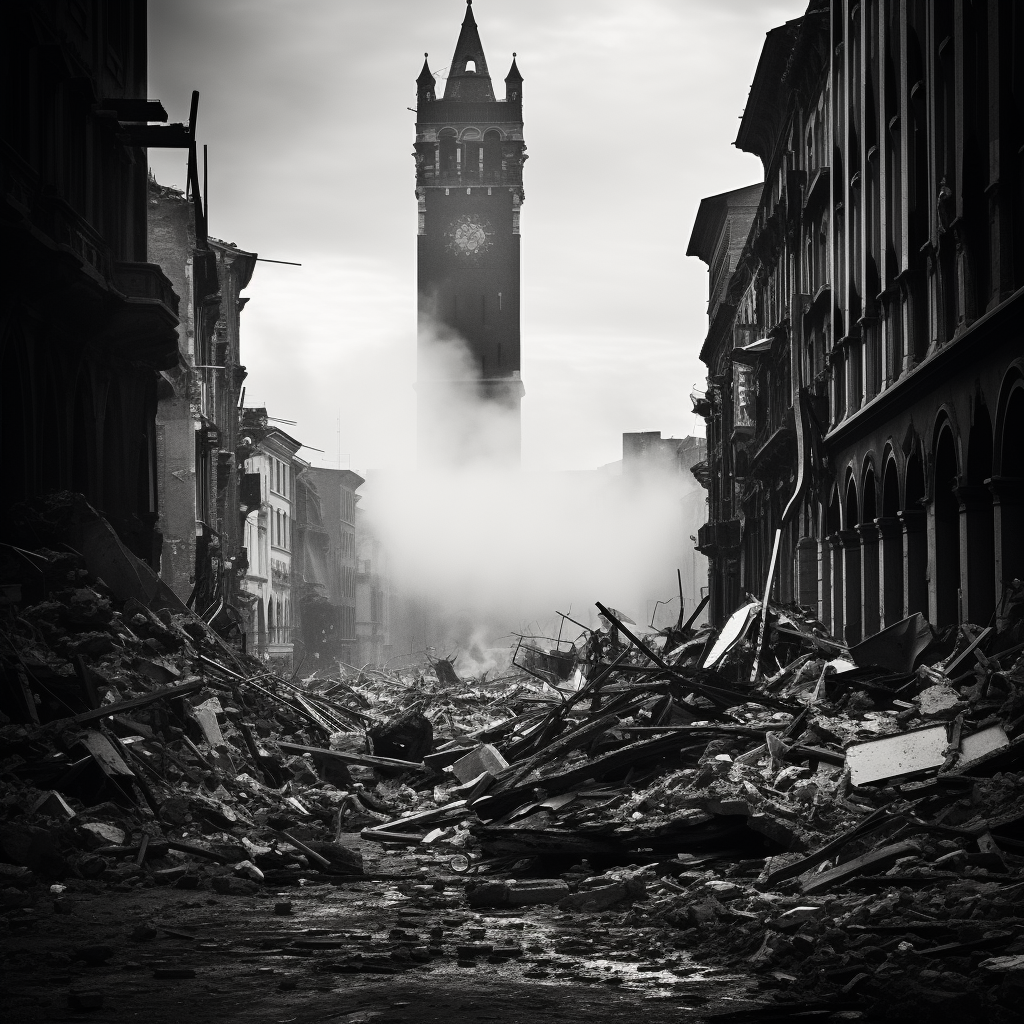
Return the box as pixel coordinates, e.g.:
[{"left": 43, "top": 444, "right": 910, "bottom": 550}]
[
  {"left": 933, "top": 423, "right": 961, "bottom": 626},
  {"left": 904, "top": 450, "right": 928, "bottom": 615},
  {"left": 879, "top": 456, "right": 904, "bottom": 625},
  {"left": 860, "top": 466, "right": 880, "bottom": 636},
  {"left": 995, "top": 379, "right": 1024, "bottom": 613},
  {"left": 842, "top": 474, "right": 862, "bottom": 643},
  {"left": 964, "top": 405, "right": 995, "bottom": 624},
  {"left": 827, "top": 486, "right": 842, "bottom": 636}
]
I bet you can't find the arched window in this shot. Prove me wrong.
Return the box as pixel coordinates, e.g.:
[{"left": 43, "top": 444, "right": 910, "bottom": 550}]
[
  {"left": 933, "top": 423, "right": 961, "bottom": 626},
  {"left": 438, "top": 128, "right": 457, "bottom": 174},
  {"left": 465, "top": 59, "right": 476, "bottom": 73},
  {"left": 483, "top": 129, "right": 502, "bottom": 180},
  {"left": 845, "top": 474, "right": 859, "bottom": 529}
]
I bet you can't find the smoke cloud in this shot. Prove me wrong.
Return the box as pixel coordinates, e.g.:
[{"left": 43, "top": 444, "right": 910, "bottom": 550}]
[{"left": 360, "top": 325, "right": 708, "bottom": 668}]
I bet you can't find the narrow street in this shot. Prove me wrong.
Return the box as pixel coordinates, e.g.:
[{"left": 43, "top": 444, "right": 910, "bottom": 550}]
[{"left": 5, "top": 841, "right": 770, "bottom": 1024}]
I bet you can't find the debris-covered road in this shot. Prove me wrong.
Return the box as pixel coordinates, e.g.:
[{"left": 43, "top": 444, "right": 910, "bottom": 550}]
[
  {"left": 3, "top": 495, "right": 1024, "bottom": 1022},
  {"left": 3, "top": 840, "right": 770, "bottom": 1024}
]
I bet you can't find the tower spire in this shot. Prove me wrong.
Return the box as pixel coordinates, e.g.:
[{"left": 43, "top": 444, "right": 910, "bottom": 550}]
[
  {"left": 505, "top": 52, "right": 522, "bottom": 102},
  {"left": 416, "top": 52, "right": 435, "bottom": 103},
  {"left": 444, "top": 0, "right": 494, "bottom": 101}
]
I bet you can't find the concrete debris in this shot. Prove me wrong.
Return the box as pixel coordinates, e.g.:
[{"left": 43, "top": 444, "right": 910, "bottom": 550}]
[{"left": 3, "top": 501, "right": 1024, "bottom": 1018}]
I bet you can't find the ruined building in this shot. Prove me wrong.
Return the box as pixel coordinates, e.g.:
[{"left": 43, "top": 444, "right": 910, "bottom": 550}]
[
  {"left": 1, "top": 3, "right": 184, "bottom": 564},
  {"left": 356, "top": 503, "right": 393, "bottom": 669},
  {"left": 296, "top": 467, "right": 363, "bottom": 671},
  {"left": 148, "top": 180, "right": 256, "bottom": 618},
  {"left": 414, "top": 0, "right": 526, "bottom": 467},
  {"left": 690, "top": 1, "right": 1024, "bottom": 639}
]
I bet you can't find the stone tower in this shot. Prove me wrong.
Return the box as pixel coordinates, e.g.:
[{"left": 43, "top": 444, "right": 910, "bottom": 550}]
[{"left": 414, "top": 0, "right": 526, "bottom": 467}]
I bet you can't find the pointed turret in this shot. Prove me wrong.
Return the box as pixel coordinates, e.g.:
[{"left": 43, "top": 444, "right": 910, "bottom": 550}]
[
  {"left": 443, "top": 0, "right": 495, "bottom": 102},
  {"left": 416, "top": 53, "right": 436, "bottom": 104},
  {"left": 504, "top": 52, "right": 522, "bottom": 102}
]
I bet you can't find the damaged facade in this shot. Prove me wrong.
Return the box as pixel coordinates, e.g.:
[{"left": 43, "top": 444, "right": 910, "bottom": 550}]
[
  {"left": 148, "top": 180, "right": 256, "bottom": 621},
  {"left": 690, "top": 1, "right": 1024, "bottom": 638}
]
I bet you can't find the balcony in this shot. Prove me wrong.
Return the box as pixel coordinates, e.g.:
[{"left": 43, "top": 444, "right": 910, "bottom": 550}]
[
  {"left": 749, "top": 425, "right": 797, "bottom": 478},
  {"left": 696, "top": 519, "right": 742, "bottom": 557},
  {"left": 105, "top": 262, "right": 181, "bottom": 370},
  {"left": 803, "top": 165, "right": 830, "bottom": 212}
]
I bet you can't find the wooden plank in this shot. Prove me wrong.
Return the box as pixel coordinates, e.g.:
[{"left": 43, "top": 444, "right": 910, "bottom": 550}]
[
  {"left": 494, "top": 714, "right": 620, "bottom": 792},
  {"left": 277, "top": 740, "right": 426, "bottom": 773},
  {"left": 363, "top": 800, "right": 468, "bottom": 834},
  {"left": 359, "top": 829, "right": 429, "bottom": 845},
  {"left": 272, "top": 829, "right": 331, "bottom": 870},
  {"left": 472, "top": 729, "right": 711, "bottom": 820},
  {"left": 760, "top": 806, "right": 895, "bottom": 887},
  {"left": 78, "top": 729, "right": 135, "bottom": 777},
  {"left": 70, "top": 679, "right": 204, "bottom": 725},
  {"left": 802, "top": 840, "right": 921, "bottom": 894}
]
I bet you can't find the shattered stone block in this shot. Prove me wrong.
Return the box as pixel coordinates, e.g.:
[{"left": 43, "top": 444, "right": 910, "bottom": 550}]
[
  {"left": 29, "top": 791, "right": 77, "bottom": 820},
  {"left": 76, "top": 822, "right": 126, "bottom": 849},
  {"left": 558, "top": 880, "right": 643, "bottom": 912},
  {"left": 914, "top": 682, "right": 966, "bottom": 720},
  {"left": 451, "top": 743, "right": 508, "bottom": 784},
  {"left": 211, "top": 874, "right": 260, "bottom": 895}
]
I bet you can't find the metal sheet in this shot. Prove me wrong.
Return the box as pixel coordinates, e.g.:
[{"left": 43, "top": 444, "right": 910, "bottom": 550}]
[
  {"left": 848, "top": 612, "right": 934, "bottom": 673},
  {"left": 703, "top": 601, "right": 758, "bottom": 669},
  {"left": 845, "top": 725, "right": 948, "bottom": 785},
  {"left": 960, "top": 723, "right": 1010, "bottom": 765}
]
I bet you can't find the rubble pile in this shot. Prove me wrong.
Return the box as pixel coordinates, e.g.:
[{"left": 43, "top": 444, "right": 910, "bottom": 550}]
[
  {"left": 4, "top": 495, "right": 1024, "bottom": 1019},
  {"left": 354, "top": 597, "right": 1024, "bottom": 1019},
  {"left": 0, "top": 495, "right": 552, "bottom": 903}
]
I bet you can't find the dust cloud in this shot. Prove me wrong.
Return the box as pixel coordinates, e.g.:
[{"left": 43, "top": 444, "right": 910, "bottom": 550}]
[{"left": 360, "top": 325, "right": 708, "bottom": 670}]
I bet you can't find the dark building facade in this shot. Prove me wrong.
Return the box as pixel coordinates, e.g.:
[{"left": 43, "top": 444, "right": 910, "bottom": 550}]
[
  {"left": 295, "top": 467, "right": 362, "bottom": 670},
  {"left": 414, "top": 0, "right": 526, "bottom": 466},
  {"left": 690, "top": 0, "right": 1024, "bottom": 641},
  {"left": 1, "top": 2, "right": 181, "bottom": 564}
]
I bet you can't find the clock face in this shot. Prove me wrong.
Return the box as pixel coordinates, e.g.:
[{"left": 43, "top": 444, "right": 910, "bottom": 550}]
[{"left": 448, "top": 214, "right": 492, "bottom": 257}]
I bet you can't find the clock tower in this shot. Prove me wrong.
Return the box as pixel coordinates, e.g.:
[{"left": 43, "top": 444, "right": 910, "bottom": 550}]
[{"left": 414, "top": 0, "right": 526, "bottom": 467}]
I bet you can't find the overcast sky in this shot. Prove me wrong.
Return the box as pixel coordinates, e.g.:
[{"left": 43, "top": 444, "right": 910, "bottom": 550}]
[{"left": 148, "top": 0, "right": 806, "bottom": 473}]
